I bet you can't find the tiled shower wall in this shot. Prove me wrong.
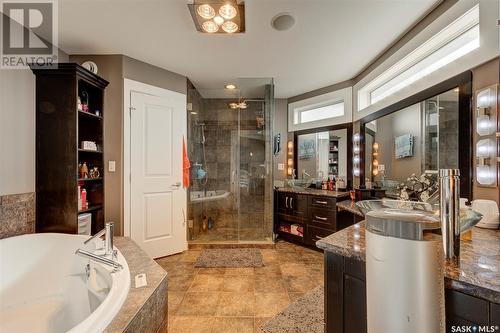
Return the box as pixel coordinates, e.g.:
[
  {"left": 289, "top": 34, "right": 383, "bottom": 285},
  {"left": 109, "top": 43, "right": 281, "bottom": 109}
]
[{"left": 0, "top": 192, "right": 35, "bottom": 239}]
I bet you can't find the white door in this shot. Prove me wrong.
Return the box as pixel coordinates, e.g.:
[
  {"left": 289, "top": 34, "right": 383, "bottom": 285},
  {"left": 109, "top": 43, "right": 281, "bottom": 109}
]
[{"left": 130, "top": 90, "right": 187, "bottom": 258}]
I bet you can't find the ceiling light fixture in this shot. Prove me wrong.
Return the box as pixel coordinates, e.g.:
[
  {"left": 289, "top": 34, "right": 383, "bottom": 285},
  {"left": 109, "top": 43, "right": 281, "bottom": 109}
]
[
  {"left": 197, "top": 4, "right": 215, "bottom": 19},
  {"left": 202, "top": 20, "right": 219, "bottom": 33},
  {"left": 219, "top": 4, "right": 237, "bottom": 20},
  {"left": 225, "top": 84, "right": 237, "bottom": 90},
  {"left": 222, "top": 21, "right": 238, "bottom": 33},
  {"left": 188, "top": 1, "right": 245, "bottom": 34}
]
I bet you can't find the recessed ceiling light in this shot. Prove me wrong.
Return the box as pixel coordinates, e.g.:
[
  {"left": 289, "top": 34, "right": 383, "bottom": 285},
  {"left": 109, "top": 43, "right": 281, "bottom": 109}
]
[
  {"left": 202, "top": 21, "right": 219, "bottom": 33},
  {"left": 219, "top": 4, "right": 237, "bottom": 20},
  {"left": 222, "top": 21, "right": 238, "bottom": 33},
  {"left": 197, "top": 4, "right": 215, "bottom": 19},
  {"left": 271, "top": 13, "right": 295, "bottom": 31},
  {"left": 190, "top": 111, "right": 198, "bottom": 115},
  {"left": 225, "top": 84, "right": 237, "bottom": 90}
]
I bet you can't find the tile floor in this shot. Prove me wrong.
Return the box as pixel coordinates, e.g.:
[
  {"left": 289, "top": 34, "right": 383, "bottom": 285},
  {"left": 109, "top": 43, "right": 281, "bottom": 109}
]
[{"left": 155, "top": 241, "right": 324, "bottom": 333}]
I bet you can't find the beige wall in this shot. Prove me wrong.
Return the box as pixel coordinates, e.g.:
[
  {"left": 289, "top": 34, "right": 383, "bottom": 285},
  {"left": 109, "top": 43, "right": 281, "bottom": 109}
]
[
  {"left": 0, "top": 14, "right": 69, "bottom": 196},
  {"left": 70, "top": 55, "right": 187, "bottom": 235},
  {"left": 472, "top": 58, "right": 499, "bottom": 204},
  {"left": 273, "top": 99, "right": 288, "bottom": 181}
]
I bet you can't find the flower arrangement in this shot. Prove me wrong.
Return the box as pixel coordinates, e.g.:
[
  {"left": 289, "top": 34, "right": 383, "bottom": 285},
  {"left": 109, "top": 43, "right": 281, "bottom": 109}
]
[{"left": 397, "top": 172, "right": 438, "bottom": 202}]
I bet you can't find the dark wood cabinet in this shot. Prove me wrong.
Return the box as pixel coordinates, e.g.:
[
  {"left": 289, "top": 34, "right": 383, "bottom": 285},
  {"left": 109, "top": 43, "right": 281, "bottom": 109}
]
[
  {"left": 275, "top": 190, "right": 353, "bottom": 247},
  {"left": 325, "top": 252, "right": 500, "bottom": 333},
  {"left": 32, "top": 63, "right": 108, "bottom": 235}
]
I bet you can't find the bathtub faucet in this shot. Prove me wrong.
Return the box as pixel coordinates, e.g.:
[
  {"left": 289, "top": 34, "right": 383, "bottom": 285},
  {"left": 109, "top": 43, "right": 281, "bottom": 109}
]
[
  {"left": 75, "top": 249, "right": 123, "bottom": 271},
  {"left": 83, "top": 222, "right": 116, "bottom": 258}
]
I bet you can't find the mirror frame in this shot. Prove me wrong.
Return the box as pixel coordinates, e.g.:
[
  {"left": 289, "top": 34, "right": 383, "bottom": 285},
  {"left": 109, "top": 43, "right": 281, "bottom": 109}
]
[
  {"left": 359, "top": 71, "right": 473, "bottom": 200},
  {"left": 294, "top": 122, "right": 354, "bottom": 188}
]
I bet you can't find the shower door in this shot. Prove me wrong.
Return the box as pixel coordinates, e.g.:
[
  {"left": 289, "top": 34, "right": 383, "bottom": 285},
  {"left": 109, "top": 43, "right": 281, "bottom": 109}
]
[{"left": 187, "top": 80, "right": 274, "bottom": 243}]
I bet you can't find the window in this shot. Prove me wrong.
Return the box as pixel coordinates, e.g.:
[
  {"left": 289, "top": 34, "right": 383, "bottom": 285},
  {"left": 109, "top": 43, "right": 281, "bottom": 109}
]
[
  {"left": 358, "top": 4, "right": 479, "bottom": 111},
  {"left": 288, "top": 87, "right": 352, "bottom": 131},
  {"left": 294, "top": 101, "right": 345, "bottom": 124}
]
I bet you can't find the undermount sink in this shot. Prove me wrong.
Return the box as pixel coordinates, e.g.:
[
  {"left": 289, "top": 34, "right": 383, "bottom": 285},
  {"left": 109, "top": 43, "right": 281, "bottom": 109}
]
[{"left": 356, "top": 199, "right": 483, "bottom": 233}]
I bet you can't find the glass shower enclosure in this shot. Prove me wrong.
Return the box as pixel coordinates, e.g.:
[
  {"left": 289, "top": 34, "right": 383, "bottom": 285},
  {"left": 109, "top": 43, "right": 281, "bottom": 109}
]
[{"left": 186, "top": 78, "right": 274, "bottom": 243}]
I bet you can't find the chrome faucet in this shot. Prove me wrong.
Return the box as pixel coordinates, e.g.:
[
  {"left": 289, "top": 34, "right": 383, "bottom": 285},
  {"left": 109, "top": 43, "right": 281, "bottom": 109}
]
[
  {"left": 77, "top": 222, "right": 122, "bottom": 270},
  {"left": 439, "top": 169, "right": 460, "bottom": 260},
  {"left": 84, "top": 222, "right": 115, "bottom": 257}
]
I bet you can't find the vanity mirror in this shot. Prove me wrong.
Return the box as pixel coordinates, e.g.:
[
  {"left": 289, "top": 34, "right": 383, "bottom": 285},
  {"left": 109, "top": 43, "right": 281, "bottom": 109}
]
[
  {"left": 360, "top": 71, "right": 472, "bottom": 199},
  {"left": 294, "top": 124, "right": 353, "bottom": 187}
]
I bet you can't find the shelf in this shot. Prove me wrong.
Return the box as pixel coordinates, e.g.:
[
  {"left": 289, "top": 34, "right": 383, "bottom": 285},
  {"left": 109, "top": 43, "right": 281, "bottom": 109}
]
[
  {"left": 78, "top": 205, "right": 103, "bottom": 214},
  {"left": 78, "top": 149, "right": 103, "bottom": 154},
  {"left": 78, "top": 177, "right": 103, "bottom": 182},
  {"left": 78, "top": 110, "right": 103, "bottom": 120}
]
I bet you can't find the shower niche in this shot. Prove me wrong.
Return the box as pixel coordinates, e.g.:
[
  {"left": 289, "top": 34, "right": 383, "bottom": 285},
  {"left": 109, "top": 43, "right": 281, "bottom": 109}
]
[{"left": 186, "top": 79, "right": 274, "bottom": 243}]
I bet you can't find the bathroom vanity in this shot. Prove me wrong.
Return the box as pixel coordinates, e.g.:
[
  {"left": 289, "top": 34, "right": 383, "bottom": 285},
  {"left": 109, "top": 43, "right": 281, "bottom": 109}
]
[
  {"left": 316, "top": 223, "right": 500, "bottom": 333},
  {"left": 274, "top": 187, "right": 353, "bottom": 247}
]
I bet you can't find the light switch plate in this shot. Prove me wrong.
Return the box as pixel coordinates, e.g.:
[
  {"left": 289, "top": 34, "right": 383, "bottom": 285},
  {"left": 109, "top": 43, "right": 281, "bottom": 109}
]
[
  {"left": 278, "top": 163, "right": 285, "bottom": 171},
  {"left": 109, "top": 161, "right": 116, "bottom": 172}
]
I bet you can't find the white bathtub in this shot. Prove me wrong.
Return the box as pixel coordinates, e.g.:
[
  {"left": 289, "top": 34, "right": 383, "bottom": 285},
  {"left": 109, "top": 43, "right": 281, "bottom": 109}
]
[{"left": 0, "top": 233, "right": 130, "bottom": 333}]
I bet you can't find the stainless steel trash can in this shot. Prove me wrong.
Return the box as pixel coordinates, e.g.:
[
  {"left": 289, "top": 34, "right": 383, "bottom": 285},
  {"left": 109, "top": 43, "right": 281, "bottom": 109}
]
[{"left": 365, "top": 209, "right": 445, "bottom": 333}]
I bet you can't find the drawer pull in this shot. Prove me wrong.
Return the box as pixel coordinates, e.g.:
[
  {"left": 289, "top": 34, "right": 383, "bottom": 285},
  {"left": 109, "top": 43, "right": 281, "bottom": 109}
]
[
  {"left": 315, "top": 215, "right": 328, "bottom": 221},
  {"left": 285, "top": 197, "right": 289, "bottom": 208},
  {"left": 315, "top": 200, "right": 328, "bottom": 205},
  {"left": 290, "top": 197, "right": 293, "bottom": 209}
]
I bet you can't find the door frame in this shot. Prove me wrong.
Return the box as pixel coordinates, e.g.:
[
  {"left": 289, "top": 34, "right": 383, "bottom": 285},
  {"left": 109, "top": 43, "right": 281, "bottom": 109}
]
[{"left": 123, "top": 78, "right": 187, "bottom": 238}]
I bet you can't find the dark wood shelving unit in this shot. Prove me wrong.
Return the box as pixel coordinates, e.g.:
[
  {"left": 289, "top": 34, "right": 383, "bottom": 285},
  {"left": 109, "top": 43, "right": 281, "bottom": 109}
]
[{"left": 32, "top": 63, "right": 109, "bottom": 235}]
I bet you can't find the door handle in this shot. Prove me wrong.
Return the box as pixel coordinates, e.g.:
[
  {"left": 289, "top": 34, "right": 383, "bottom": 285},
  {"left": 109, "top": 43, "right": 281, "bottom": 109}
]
[
  {"left": 285, "top": 197, "right": 289, "bottom": 208},
  {"left": 315, "top": 216, "right": 327, "bottom": 221},
  {"left": 171, "top": 182, "right": 182, "bottom": 190}
]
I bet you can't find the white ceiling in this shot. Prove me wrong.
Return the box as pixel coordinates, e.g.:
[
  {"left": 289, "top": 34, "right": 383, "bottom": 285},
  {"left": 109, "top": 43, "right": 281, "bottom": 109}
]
[{"left": 57, "top": 0, "right": 440, "bottom": 98}]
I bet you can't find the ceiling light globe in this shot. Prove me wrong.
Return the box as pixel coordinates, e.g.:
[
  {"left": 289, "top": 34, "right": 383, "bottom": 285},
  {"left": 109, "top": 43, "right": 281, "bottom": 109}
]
[
  {"left": 219, "top": 4, "right": 237, "bottom": 20},
  {"left": 213, "top": 15, "right": 224, "bottom": 26},
  {"left": 225, "top": 84, "right": 237, "bottom": 90},
  {"left": 197, "top": 4, "right": 215, "bottom": 19},
  {"left": 222, "top": 21, "right": 238, "bottom": 33},
  {"left": 202, "top": 20, "right": 219, "bottom": 33}
]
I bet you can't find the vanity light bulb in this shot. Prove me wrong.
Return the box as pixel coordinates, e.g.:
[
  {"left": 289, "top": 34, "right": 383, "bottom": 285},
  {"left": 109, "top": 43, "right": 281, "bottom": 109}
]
[
  {"left": 353, "top": 133, "right": 361, "bottom": 142},
  {"left": 476, "top": 115, "right": 493, "bottom": 136},
  {"left": 476, "top": 88, "right": 493, "bottom": 109},
  {"left": 287, "top": 141, "right": 294, "bottom": 149},
  {"left": 372, "top": 142, "right": 379, "bottom": 150},
  {"left": 373, "top": 169, "right": 379, "bottom": 176},
  {"left": 476, "top": 165, "right": 495, "bottom": 185},
  {"left": 287, "top": 158, "right": 293, "bottom": 165},
  {"left": 353, "top": 168, "right": 360, "bottom": 177},
  {"left": 353, "top": 146, "right": 360, "bottom": 154},
  {"left": 476, "top": 139, "right": 494, "bottom": 158},
  {"left": 353, "top": 156, "right": 360, "bottom": 164},
  {"left": 372, "top": 159, "right": 379, "bottom": 167}
]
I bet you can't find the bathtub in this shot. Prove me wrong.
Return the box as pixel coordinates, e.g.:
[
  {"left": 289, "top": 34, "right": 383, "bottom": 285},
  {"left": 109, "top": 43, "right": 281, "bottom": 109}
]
[{"left": 0, "top": 233, "right": 130, "bottom": 333}]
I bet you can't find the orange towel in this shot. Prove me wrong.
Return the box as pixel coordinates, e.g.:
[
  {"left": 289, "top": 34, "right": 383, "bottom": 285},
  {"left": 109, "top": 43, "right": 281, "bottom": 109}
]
[{"left": 182, "top": 137, "right": 190, "bottom": 188}]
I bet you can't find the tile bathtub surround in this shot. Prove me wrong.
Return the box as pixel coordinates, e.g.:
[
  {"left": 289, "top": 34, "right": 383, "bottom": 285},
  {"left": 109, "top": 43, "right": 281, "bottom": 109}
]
[
  {"left": 156, "top": 241, "right": 324, "bottom": 333},
  {"left": 0, "top": 192, "right": 35, "bottom": 239},
  {"left": 105, "top": 237, "right": 168, "bottom": 333}
]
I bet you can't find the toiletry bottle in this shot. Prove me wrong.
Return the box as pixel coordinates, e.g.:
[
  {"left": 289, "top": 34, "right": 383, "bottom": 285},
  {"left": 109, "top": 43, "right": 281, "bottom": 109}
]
[{"left": 81, "top": 189, "right": 87, "bottom": 210}]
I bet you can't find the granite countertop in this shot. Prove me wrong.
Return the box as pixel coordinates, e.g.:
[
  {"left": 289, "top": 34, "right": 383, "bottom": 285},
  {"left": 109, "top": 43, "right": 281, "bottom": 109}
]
[
  {"left": 336, "top": 200, "right": 364, "bottom": 217},
  {"left": 105, "top": 237, "right": 168, "bottom": 332},
  {"left": 316, "top": 223, "right": 500, "bottom": 303},
  {"left": 276, "top": 187, "right": 350, "bottom": 198}
]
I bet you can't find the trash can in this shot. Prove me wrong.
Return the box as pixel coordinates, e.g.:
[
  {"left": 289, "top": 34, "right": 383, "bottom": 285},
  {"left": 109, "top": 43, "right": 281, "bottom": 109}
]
[{"left": 365, "top": 208, "right": 445, "bottom": 333}]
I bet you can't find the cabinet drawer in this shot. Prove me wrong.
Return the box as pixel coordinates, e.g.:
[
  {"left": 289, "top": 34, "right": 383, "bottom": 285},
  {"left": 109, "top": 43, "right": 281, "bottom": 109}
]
[
  {"left": 310, "top": 196, "right": 336, "bottom": 210},
  {"left": 445, "top": 289, "right": 489, "bottom": 325},
  {"left": 310, "top": 207, "right": 336, "bottom": 230},
  {"left": 306, "top": 225, "right": 334, "bottom": 246}
]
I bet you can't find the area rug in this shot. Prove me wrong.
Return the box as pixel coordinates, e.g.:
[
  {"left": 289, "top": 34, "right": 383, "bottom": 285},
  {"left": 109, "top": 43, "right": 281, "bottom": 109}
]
[
  {"left": 194, "top": 248, "right": 264, "bottom": 268},
  {"left": 261, "top": 286, "right": 324, "bottom": 333}
]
